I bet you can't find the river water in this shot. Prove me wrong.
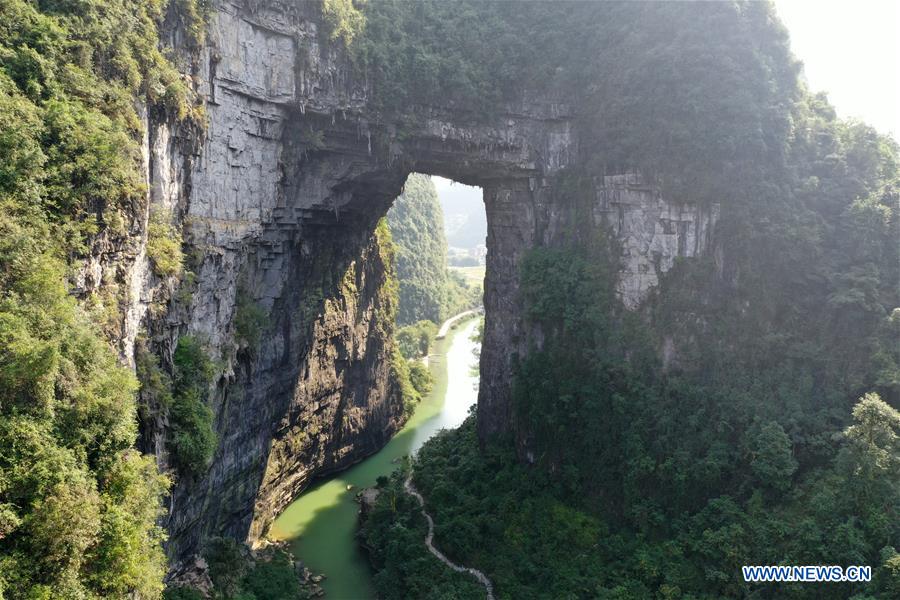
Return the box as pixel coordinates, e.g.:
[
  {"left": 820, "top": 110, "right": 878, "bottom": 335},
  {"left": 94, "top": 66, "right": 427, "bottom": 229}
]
[{"left": 269, "top": 317, "right": 482, "bottom": 599}]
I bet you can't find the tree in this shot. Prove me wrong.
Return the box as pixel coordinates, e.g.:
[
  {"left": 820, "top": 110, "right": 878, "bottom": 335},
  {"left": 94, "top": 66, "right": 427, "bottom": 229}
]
[
  {"left": 748, "top": 421, "right": 797, "bottom": 494},
  {"left": 837, "top": 393, "right": 900, "bottom": 515}
]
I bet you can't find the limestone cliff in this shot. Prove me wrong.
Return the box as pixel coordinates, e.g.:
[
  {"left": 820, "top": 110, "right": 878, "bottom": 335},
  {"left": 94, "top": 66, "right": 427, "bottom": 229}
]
[{"left": 88, "top": 0, "right": 719, "bottom": 561}]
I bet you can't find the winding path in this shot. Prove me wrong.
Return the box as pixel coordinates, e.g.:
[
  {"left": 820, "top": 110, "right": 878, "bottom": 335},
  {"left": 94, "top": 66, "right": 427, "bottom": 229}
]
[{"left": 404, "top": 473, "right": 495, "bottom": 599}]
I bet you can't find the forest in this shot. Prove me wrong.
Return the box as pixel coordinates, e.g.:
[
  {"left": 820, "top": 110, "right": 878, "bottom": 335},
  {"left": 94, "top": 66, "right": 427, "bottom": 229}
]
[
  {"left": 0, "top": 0, "right": 897, "bottom": 598},
  {"left": 0, "top": 0, "right": 208, "bottom": 596},
  {"left": 357, "top": 1, "right": 900, "bottom": 599}
]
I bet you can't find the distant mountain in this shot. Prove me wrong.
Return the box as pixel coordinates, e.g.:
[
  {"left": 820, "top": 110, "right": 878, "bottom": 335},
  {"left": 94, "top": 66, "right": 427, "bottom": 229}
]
[
  {"left": 387, "top": 174, "right": 449, "bottom": 325},
  {"left": 433, "top": 177, "right": 486, "bottom": 250}
]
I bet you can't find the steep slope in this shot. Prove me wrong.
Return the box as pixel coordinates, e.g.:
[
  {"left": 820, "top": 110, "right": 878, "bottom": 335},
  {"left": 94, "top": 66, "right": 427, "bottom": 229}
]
[
  {"left": 0, "top": 0, "right": 776, "bottom": 569},
  {"left": 3, "top": 2, "right": 897, "bottom": 596},
  {"left": 0, "top": 1, "right": 203, "bottom": 595},
  {"left": 386, "top": 174, "right": 451, "bottom": 325},
  {"left": 386, "top": 173, "right": 479, "bottom": 326}
]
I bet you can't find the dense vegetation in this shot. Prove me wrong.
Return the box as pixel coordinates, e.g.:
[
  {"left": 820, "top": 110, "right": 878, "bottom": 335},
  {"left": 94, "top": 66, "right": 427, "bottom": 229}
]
[
  {"left": 163, "top": 538, "right": 314, "bottom": 600},
  {"left": 2, "top": 0, "right": 897, "bottom": 597},
  {"left": 366, "top": 218, "right": 431, "bottom": 421},
  {"left": 386, "top": 173, "right": 480, "bottom": 326},
  {"left": 360, "top": 1, "right": 900, "bottom": 598},
  {"left": 359, "top": 459, "right": 486, "bottom": 600},
  {"left": 396, "top": 319, "right": 438, "bottom": 361},
  {"left": 367, "top": 403, "right": 899, "bottom": 599},
  {"left": 135, "top": 335, "right": 218, "bottom": 479},
  {"left": 0, "top": 0, "right": 206, "bottom": 596},
  {"left": 356, "top": 0, "right": 795, "bottom": 197}
]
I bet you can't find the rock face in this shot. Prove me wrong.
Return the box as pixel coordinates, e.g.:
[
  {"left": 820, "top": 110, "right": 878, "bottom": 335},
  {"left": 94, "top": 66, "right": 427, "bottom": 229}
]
[
  {"left": 595, "top": 174, "right": 719, "bottom": 309},
  {"left": 98, "top": 0, "right": 719, "bottom": 560}
]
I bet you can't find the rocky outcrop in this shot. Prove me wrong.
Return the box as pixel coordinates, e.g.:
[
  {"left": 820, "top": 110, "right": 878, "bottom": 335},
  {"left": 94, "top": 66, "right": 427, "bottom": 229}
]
[
  {"left": 594, "top": 174, "right": 719, "bottom": 309},
  {"left": 87, "top": 0, "right": 720, "bottom": 561}
]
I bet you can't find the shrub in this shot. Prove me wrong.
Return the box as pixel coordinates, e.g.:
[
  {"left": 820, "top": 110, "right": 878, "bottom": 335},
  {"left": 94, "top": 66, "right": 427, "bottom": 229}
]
[
  {"left": 147, "top": 209, "right": 183, "bottom": 278},
  {"left": 163, "top": 587, "right": 205, "bottom": 600},
  {"left": 321, "top": 0, "right": 366, "bottom": 47},
  {"left": 204, "top": 537, "right": 247, "bottom": 597},
  {"left": 241, "top": 552, "right": 303, "bottom": 599},
  {"left": 169, "top": 387, "right": 216, "bottom": 475},
  {"left": 390, "top": 348, "right": 420, "bottom": 418},
  {"left": 396, "top": 320, "right": 437, "bottom": 360},
  {"left": 135, "top": 338, "right": 173, "bottom": 417},
  {"left": 0, "top": 211, "right": 167, "bottom": 596},
  {"left": 0, "top": 0, "right": 206, "bottom": 593},
  {"left": 233, "top": 287, "right": 267, "bottom": 352},
  {"left": 408, "top": 361, "right": 434, "bottom": 397},
  {"left": 168, "top": 336, "right": 217, "bottom": 476}
]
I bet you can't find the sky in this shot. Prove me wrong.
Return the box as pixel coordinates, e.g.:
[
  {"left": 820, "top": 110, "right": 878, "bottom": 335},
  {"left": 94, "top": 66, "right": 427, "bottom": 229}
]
[{"left": 773, "top": 0, "right": 900, "bottom": 141}]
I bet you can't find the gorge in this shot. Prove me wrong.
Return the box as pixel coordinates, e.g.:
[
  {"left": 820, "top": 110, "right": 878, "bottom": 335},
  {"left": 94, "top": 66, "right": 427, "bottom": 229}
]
[
  {"left": 1, "top": 1, "right": 897, "bottom": 598},
  {"left": 133, "top": 0, "right": 718, "bottom": 561}
]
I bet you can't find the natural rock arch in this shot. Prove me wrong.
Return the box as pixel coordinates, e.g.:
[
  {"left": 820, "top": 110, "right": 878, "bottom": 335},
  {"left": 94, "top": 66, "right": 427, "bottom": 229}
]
[{"left": 149, "top": 1, "right": 715, "bottom": 557}]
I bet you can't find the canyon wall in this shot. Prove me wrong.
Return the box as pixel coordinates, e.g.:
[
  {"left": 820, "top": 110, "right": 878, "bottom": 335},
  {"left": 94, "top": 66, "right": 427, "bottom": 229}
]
[{"left": 96, "top": 0, "right": 719, "bottom": 560}]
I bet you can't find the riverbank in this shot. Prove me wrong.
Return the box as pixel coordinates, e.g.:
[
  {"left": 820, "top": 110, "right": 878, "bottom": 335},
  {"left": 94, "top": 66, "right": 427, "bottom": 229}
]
[
  {"left": 269, "top": 315, "right": 482, "bottom": 598},
  {"left": 436, "top": 309, "right": 479, "bottom": 339}
]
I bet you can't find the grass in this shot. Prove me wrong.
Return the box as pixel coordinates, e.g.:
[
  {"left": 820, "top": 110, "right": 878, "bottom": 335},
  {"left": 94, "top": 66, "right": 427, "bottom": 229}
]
[{"left": 449, "top": 266, "right": 485, "bottom": 288}]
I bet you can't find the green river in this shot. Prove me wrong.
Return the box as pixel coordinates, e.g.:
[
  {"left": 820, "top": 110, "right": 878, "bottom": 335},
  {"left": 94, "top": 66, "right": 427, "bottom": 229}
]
[{"left": 269, "top": 316, "right": 482, "bottom": 599}]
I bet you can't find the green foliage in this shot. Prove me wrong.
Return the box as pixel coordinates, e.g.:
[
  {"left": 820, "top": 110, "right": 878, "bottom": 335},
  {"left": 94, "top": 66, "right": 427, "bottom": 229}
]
[
  {"left": 147, "top": 208, "right": 184, "bottom": 278},
  {"left": 387, "top": 174, "right": 449, "bottom": 325},
  {"left": 363, "top": 419, "right": 616, "bottom": 598},
  {"left": 365, "top": 63, "right": 898, "bottom": 595},
  {"left": 448, "top": 255, "right": 478, "bottom": 267},
  {"left": 385, "top": 173, "right": 480, "bottom": 420},
  {"left": 359, "top": 463, "right": 486, "bottom": 599},
  {"left": 396, "top": 320, "right": 437, "bottom": 360},
  {"left": 0, "top": 211, "right": 168, "bottom": 596},
  {"left": 164, "top": 587, "right": 205, "bottom": 600},
  {"left": 356, "top": 1, "right": 796, "bottom": 204},
  {"left": 0, "top": 0, "right": 203, "bottom": 591},
  {"left": 747, "top": 421, "right": 797, "bottom": 494},
  {"left": 408, "top": 361, "right": 434, "bottom": 398},
  {"left": 321, "top": 0, "right": 366, "bottom": 48},
  {"left": 138, "top": 334, "right": 217, "bottom": 477},
  {"left": 205, "top": 537, "right": 248, "bottom": 598},
  {"left": 168, "top": 335, "right": 217, "bottom": 476},
  {"left": 373, "top": 217, "right": 430, "bottom": 421},
  {"left": 390, "top": 348, "right": 421, "bottom": 419},
  {"left": 0, "top": 0, "right": 206, "bottom": 248},
  {"left": 444, "top": 269, "right": 481, "bottom": 320},
  {"left": 354, "top": 0, "right": 534, "bottom": 114},
  {"left": 173, "top": 0, "right": 212, "bottom": 50},
  {"left": 387, "top": 174, "right": 481, "bottom": 326},
  {"left": 240, "top": 549, "right": 303, "bottom": 600},
  {"left": 136, "top": 337, "right": 174, "bottom": 419},
  {"left": 167, "top": 541, "right": 308, "bottom": 600},
  {"left": 368, "top": 395, "right": 900, "bottom": 599},
  {"left": 836, "top": 393, "right": 900, "bottom": 525},
  {"left": 233, "top": 287, "right": 267, "bottom": 353},
  {"left": 169, "top": 387, "right": 216, "bottom": 476},
  {"left": 373, "top": 216, "right": 399, "bottom": 325}
]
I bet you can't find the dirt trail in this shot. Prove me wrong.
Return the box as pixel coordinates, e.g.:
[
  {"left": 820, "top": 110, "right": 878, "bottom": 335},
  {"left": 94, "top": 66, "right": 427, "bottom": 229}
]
[{"left": 404, "top": 473, "right": 495, "bottom": 599}]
